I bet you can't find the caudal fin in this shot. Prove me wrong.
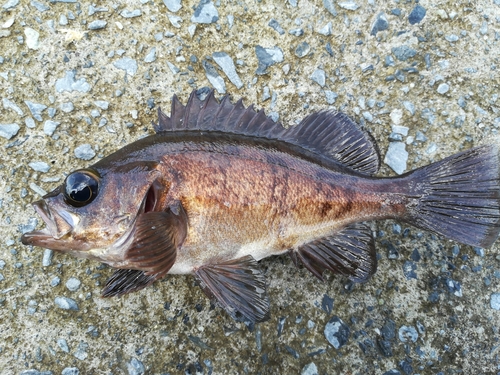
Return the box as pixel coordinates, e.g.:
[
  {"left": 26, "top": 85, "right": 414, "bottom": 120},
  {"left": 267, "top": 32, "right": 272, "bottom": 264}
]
[{"left": 404, "top": 145, "right": 500, "bottom": 248}]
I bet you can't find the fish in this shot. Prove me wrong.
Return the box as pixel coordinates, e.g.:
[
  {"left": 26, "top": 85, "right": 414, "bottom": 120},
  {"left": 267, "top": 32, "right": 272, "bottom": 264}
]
[{"left": 21, "top": 89, "right": 500, "bottom": 323}]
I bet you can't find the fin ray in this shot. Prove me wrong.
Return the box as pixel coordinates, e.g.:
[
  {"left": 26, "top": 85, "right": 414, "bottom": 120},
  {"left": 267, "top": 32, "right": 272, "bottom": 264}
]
[
  {"left": 102, "top": 269, "right": 158, "bottom": 297},
  {"left": 156, "top": 90, "right": 380, "bottom": 174},
  {"left": 194, "top": 255, "right": 270, "bottom": 323},
  {"left": 290, "top": 222, "right": 377, "bottom": 283},
  {"left": 403, "top": 145, "right": 500, "bottom": 248}
]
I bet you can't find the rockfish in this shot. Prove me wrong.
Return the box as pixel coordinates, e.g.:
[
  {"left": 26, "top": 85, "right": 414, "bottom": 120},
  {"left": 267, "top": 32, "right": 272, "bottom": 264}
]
[{"left": 21, "top": 90, "right": 500, "bottom": 323}]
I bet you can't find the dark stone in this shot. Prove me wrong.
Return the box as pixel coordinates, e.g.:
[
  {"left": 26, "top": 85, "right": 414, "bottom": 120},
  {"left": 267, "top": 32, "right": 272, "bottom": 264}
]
[{"left": 408, "top": 5, "right": 426, "bottom": 25}]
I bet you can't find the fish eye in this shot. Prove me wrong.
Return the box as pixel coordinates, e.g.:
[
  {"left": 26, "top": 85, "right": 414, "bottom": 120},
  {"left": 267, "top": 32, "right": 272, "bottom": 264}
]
[{"left": 63, "top": 169, "right": 100, "bottom": 207}]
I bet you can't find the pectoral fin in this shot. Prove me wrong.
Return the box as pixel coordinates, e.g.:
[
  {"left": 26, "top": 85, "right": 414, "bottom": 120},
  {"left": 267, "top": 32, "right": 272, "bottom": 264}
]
[
  {"left": 102, "top": 204, "right": 188, "bottom": 297},
  {"left": 194, "top": 255, "right": 270, "bottom": 323},
  {"left": 290, "top": 222, "right": 376, "bottom": 283},
  {"left": 102, "top": 269, "right": 158, "bottom": 297}
]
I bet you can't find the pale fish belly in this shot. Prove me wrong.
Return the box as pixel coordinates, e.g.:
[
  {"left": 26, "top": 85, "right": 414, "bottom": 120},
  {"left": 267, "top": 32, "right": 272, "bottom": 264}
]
[{"left": 168, "top": 217, "right": 354, "bottom": 275}]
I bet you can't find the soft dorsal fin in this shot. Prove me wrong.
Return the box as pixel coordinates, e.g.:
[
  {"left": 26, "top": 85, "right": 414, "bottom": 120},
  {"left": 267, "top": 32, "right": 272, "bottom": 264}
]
[{"left": 154, "top": 90, "right": 380, "bottom": 175}]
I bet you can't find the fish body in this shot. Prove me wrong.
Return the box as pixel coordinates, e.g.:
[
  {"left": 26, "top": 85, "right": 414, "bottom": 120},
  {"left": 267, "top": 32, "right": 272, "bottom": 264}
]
[{"left": 22, "top": 90, "right": 500, "bottom": 323}]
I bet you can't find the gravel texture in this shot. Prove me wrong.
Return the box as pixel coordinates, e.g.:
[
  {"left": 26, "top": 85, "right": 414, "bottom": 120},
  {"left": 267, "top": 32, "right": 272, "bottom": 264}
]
[{"left": 1, "top": 1, "right": 500, "bottom": 374}]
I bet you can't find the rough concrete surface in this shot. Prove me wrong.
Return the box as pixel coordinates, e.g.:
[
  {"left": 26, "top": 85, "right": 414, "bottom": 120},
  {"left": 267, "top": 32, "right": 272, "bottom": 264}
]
[{"left": 1, "top": 0, "right": 500, "bottom": 374}]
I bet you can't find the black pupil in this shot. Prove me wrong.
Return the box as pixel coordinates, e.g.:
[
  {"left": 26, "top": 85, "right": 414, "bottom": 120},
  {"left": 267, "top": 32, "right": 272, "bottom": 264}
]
[{"left": 64, "top": 171, "right": 98, "bottom": 206}]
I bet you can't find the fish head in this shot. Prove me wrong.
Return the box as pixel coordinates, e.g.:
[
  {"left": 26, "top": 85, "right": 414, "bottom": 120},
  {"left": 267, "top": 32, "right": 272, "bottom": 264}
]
[{"left": 21, "top": 161, "right": 168, "bottom": 261}]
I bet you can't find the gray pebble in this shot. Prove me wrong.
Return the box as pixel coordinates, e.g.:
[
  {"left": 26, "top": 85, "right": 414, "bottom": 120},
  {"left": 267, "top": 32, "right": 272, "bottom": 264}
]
[
  {"left": 388, "top": 133, "right": 403, "bottom": 142},
  {"left": 88, "top": 20, "right": 107, "bottom": 30},
  {"left": 121, "top": 9, "right": 141, "bottom": 18},
  {"left": 163, "top": 0, "right": 181, "bottom": 12},
  {"left": 316, "top": 22, "right": 331, "bottom": 36},
  {"left": 88, "top": 5, "right": 108, "bottom": 16},
  {"left": 338, "top": 1, "right": 359, "bottom": 11},
  {"left": 445, "top": 34, "right": 459, "bottom": 42},
  {"left": 30, "top": 182, "right": 47, "bottom": 197},
  {"left": 491, "top": 293, "right": 500, "bottom": 310},
  {"left": 392, "top": 45, "right": 417, "bottom": 61},
  {"left": 90, "top": 109, "right": 100, "bottom": 118},
  {"left": 402, "top": 260, "right": 417, "bottom": 280},
  {"left": 19, "top": 371, "right": 52, "bottom": 375},
  {"left": 74, "top": 342, "right": 88, "bottom": 360},
  {"left": 28, "top": 161, "right": 50, "bottom": 172},
  {"left": 202, "top": 60, "right": 226, "bottom": 94},
  {"left": 384, "top": 142, "right": 408, "bottom": 175},
  {"left": 94, "top": 100, "right": 109, "bottom": 110},
  {"left": 59, "top": 14, "right": 68, "bottom": 25},
  {"left": 398, "top": 325, "right": 418, "bottom": 342},
  {"left": 324, "top": 316, "right": 350, "bottom": 349},
  {"left": 144, "top": 47, "right": 157, "bottom": 63},
  {"left": 268, "top": 19, "right": 285, "bottom": 35},
  {"left": 289, "top": 28, "right": 304, "bottom": 37},
  {"left": 3, "top": 98, "right": 24, "bottom": 116},
  {"left": 322, "top": 0, "right": 337, "bottom": 16},
  {"left": 54, "top": 296, "right": 79, "bottom": 310},
  {"left": 301, "top": 362, "right": 318, "bottom": 375},
  {"left": 384, "top": 55, "right": 395, "bottom": 67},
  {"left": 325, "top": 91, "right": 338, "bottom": 104},
  {"left": 25, "top": 117, "right": 36, "bottom": 129},
  {"left": 437, "top": 83, "right": 449, "bottom": 94},
  {"left": 0, "top": 123, "right": 20, "bottom": 140},
  {"left": 255, "top": 45, "right": 284, "bottom": 75},
  {"left": 127, "top": 357, "right": 146, "bottom": 375},
  {"left": 57, "top": 338, "right": 70, "bottom": 353},
  {"left": 60, "top": 102, "right": 74, "bottom": 113},
  {"left": 295, "top": 42, "right": 310, "bottom": 58},
  {"left": 114, "top": 58, "right": 138, "bottom": 76},
  {"left": 55, "top": 71, "right": 91, "bottom": 93},
  {"left": 74, "top": 144, "right": 96, "bottom": 160},
  {"left": 480, "top": 21, "right": 488, "bottom": 35},
  {"left": 167, "top": 14, "right": 182, "bottom": 28},
  {"left": 310, "top": 69, "right": 326, "bottom": 87},
  {"left": 42, "top": 249, "right": 53, "bottom": 266},
  {"left": 2, "top": 0, "right": 19, "bottom": 10},
  {"left": 0, "top": 260, "right": 5, "bottom": 269},
  {"left": 191, "top": 0, "right": 219, "bottom": 24},
  {"left": 402, "top": 101, "right": 415, "bottom": 115},
  {"left": 408, "top": 4, "right": 426, "bottom": 25},
  {"left": 61, "top": 368, "right": 79, "bottom": 375},
  {"left": 31, "top": 0, "right": 50, "bottom": 11},
  {"left": 154, "top": 32, "right": 163, "bottom": 41},
  {"left": 43, "top": 120, "right": 60, "bottom": 136},
  {"left": 51, "top": 276, "right": 61, "bottom": 287},
  {"left": 65, "top": 277, "right": 81, "bottom": 292},
  {"left": 392, "top": 125, "right": 409, "bottom": 136},
  {"left": 362, "top": 111, "right": 373, "bottom": 122},
  {"left": 212, "top": 52, "right": 243, "bottom": 89},
  {"left": 25, "top": 100, "right": 47, "bottom": 121},
  {"left": 371, "top": 12, "right": 389, "bottom": 36},
  {"left": 415, "top": 131, "right": 427, "bottom": 142}
]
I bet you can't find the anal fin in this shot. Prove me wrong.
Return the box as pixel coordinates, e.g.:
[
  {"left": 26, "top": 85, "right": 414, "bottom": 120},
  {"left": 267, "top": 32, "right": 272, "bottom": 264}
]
[
  {"left": 290, "top": 223, "right": 376, "bottom": 283},
  {"left": 194, "top": 255, "right": 270, "bottom": 323}
]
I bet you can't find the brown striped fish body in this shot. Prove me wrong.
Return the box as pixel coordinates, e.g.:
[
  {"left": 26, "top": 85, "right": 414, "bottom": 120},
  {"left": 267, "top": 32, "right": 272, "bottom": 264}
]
[{"left": 22, "top": 90, "right": 500, "bottom": 323}]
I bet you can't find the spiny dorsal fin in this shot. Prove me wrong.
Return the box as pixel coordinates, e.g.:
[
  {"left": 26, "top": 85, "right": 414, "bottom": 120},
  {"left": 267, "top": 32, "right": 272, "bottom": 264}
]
[{"left": 155, "top": 89, "right": 380, "bottom": 175}]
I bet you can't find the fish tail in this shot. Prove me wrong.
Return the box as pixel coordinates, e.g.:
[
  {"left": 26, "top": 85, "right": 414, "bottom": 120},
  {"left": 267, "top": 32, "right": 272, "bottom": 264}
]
[{"left": 403, "top": 145, "right": 500, "bottom": 248}]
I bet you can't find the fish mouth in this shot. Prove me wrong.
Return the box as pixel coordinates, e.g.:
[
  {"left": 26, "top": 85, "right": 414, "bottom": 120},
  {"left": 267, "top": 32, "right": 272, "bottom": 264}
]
[{"left": 21, "top": 199, "right": 75, "bottom": 250}]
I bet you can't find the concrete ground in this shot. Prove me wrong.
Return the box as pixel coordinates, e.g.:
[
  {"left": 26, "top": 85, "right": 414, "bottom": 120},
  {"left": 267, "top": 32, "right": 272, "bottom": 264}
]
[{"left": 1, "top": 0, "right": 500, "bottom": 374}]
